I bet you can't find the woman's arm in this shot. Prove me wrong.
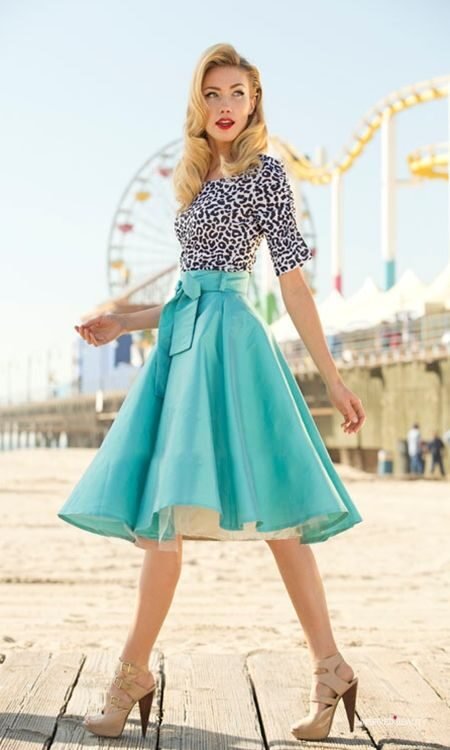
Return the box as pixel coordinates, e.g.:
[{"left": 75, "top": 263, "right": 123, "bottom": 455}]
[
  {"left": 279, "top": 268, "right": 366, "bottom": 434},
  {"left": 76, "top": 304, "right": 164, "bottom": 347},
  {"left": 121, "top": 304, "right": 164, "bottom": 333},
  {"left": 279, "top": 270, "right": 341, "bottom": 387}
]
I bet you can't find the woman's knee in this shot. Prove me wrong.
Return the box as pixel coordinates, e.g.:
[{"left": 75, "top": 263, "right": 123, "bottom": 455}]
[
  {"left": 264, "top": 537, "right": 307, "bottom": 554},
  {"left": 134, "top": 534, "right": 183, "bottom": 560},
  {"left": 264, "top": 537, "right": 292, "bottom": 553}
]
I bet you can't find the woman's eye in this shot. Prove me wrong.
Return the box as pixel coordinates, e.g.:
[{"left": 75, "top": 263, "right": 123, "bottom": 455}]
[{"left": 205, "top": 91, "right": 245, "bottom": 98}]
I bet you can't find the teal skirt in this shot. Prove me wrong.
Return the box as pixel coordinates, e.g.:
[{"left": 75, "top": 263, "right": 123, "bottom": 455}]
[{"left": 57, "top": 269, "right": 363, "bottom": 550}]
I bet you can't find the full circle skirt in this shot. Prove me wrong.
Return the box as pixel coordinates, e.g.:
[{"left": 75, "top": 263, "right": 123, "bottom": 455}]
[{"left": 57, "top": 269, "right": 363, "bottom": 551}]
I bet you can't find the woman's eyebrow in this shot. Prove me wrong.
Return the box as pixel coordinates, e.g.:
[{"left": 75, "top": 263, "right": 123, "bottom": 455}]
[{"left": 203, "top": 83, "right": 245, "bottom": 91}]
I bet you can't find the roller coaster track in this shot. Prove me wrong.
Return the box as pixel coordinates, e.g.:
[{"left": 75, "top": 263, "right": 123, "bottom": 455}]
[{"left": 272, "top": 74, "right": 450, "bottom": 184}]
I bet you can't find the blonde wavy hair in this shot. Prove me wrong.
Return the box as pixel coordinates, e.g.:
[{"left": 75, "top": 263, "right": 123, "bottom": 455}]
[{"left": 173, "top": 43, "right": 269, "bottom": 213}]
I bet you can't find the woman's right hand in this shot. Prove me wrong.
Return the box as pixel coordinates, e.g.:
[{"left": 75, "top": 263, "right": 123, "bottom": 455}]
[{"left": 75, "top": 313, "right": 126, "bottom": 347}]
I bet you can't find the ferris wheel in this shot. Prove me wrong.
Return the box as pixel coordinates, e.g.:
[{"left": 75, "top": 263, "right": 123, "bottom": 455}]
[{"left": 106, "top": 138, "right": 318, "bottom": 309}]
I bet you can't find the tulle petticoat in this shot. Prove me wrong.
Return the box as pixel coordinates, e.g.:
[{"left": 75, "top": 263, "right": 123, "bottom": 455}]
[
  {"left": 57, "top": 269, "right": 363, "bottom": 551},
  {"left": 133, "top": 509, "right": 305, "bottom": 552}
]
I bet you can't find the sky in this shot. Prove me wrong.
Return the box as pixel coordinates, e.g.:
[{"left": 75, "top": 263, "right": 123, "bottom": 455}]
[{"left": 0, "top": 0, "right": 449, "bottom": 400}]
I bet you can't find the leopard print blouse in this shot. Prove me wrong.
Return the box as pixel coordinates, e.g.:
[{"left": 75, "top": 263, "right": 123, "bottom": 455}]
[{"left": 174, "top": 153, "right": 313, "bottom": 277}]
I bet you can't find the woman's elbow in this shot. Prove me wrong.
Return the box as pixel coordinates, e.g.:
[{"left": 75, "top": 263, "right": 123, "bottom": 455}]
[{"left": 279, "top": 266, "right": 309, "bottom": 300}]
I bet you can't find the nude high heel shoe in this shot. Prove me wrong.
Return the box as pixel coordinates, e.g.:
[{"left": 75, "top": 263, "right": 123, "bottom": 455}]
[
  {"left": 83, "top": 656, "right": 156, "bottom": 738},
  {"left": 290, "top": 651, "right": 358, "bottom": 741}
]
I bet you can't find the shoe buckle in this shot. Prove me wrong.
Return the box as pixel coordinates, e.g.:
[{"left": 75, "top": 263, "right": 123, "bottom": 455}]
[
  {"left": 120, "top": 660, "right": 133, "bottom": 674},
  {"left": 114, "top": 676, "right": 124, "bottom": 689}
]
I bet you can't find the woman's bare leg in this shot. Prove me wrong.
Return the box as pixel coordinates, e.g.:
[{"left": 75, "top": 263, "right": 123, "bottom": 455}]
[
  {"left": 265, "top": 538, "right": 354, "bottom": 712},
  {"left": 114, "top": 534, "right": 183, "bottom": 692}
]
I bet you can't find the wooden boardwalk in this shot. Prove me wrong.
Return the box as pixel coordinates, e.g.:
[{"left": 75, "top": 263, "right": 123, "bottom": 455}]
[{"left": 0, "top": 648, "right": 449, "bottom": 749}]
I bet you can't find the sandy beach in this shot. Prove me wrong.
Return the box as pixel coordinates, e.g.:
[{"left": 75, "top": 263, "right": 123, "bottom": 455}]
[{"left": 1, "top": 448, "right": 449, "bottom": 663}]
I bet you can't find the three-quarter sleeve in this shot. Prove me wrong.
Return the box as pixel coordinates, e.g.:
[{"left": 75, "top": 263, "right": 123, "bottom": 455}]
[{"left": 256, "top": 157, "right": 313, "bottom": 276}]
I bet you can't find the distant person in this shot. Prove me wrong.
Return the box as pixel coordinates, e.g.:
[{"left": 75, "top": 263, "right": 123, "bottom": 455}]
[
  {"left": 428, "top": 431, "right": 446, "bottom": 477},
  {"left": 329, "top": 333, "right": 343, "bottom": 358},
  {"left": 407, "top": 423, "right": 422, "bottom": 474},
  {"left": 419, "top": 439, "right": 428, "bottom": 475},
  {"left": 441, "top": 330, "right": 450, "bottom": 349},
  {"left": 379, "top": 320, "right": 390, "bottom": 350}
]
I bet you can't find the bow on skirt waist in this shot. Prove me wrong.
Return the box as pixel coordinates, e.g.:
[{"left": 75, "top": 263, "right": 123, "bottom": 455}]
[{"left": 154, "top": 269, "right": 250, "bottom": 398}]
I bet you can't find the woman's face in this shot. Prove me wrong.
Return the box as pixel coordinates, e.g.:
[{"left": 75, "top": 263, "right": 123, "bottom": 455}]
[{"left": 201, "top": 65, "right": 256, "bottom": 146}]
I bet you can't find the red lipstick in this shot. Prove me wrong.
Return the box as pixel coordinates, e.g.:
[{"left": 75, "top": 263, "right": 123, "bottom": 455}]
[{"left": 216, "top": 119, "right": 235, "bottom": 130}]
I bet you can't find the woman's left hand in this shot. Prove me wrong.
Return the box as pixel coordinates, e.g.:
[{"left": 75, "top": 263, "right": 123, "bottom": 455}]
[{"left": 326, "top": 379, "right": 366, "bottom": 434}]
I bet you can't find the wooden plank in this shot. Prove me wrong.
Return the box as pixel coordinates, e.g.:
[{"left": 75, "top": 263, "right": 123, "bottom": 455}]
[
  {"left": 247, "top": 649, "right": 369, "bottom": 748},
  {"left": 341, "top": 649, "right": 450, "bottom": 748},
  {"left": 158, "top": 653, "right": 264, "bottom": 750},
  {"left": 0, "top": 651, "right": 82, "bottom": 746},
  {"left": 249, "top": 648, "right": 450, "bottom": 748},
  {"left": 53, "top": 649, "right": 162, "bottom": 748},
  {"left": 410, "top": 655, "right": 450, "bottom": 709}
]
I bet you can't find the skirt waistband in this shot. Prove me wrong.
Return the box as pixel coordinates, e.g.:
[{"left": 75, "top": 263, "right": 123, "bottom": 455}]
[
  {"left": 177, "top": 269, "right": 250, "bottom": 296},
  {"left": 154, "top": 270, "right": 250, "bottom": 398}
]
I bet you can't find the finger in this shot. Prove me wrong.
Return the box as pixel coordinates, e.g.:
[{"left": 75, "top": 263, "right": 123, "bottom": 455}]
[
  {"left": 341, "top": 412, "right": 362, "bottom": 432},
  {"left": 352, "top": 399, "right": 365, "bottom": 418},
  {"left": 344, "top": 412, "right": 365, "bottom": 433},
  {"left": 76, "top": 326, "right": 93, "bottom": 345},
  {"left": 346, "top": 399, "right": 362, "bottom": 424},
  {"left": 344, "top": 417, "right": 362, "bottom": 431}
]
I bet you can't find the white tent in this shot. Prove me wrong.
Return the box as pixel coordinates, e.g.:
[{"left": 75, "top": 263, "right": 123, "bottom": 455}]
[
  {"left": 315, "top": 289, "right": 348, "bottom": 333},
  {"left": 332, "top": 276, "right": 383, "bottom": 331},
  {"left": 419, "top": 261, "right": 450, "bottom": 311},
  {"left": 347, "top": 269, "right": 428, "bottom": 326},
  {"left": 270, "top": 288, "right": 347, "bottom": 342},
  {"left": 317, "top": 288, "right": 345, "bottom": 314},
  {"left": 270, "top": 310, "right": 298, "bottom": 342},
  {"left": 270, "top": 265, "right": 450, "bottom": 343}
]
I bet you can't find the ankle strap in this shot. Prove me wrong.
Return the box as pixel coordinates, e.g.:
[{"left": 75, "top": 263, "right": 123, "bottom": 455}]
[
  {"left": 310, "top": 651, "right": 354, "bottom": 700},
  {"left": 312, "top": 651, "right": 342, "bottom": 673},
  {"left": 118, "top": 656, "right": 149, "bottom": 675}
]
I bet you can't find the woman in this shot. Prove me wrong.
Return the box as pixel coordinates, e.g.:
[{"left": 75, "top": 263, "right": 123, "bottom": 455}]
[{"left": 58, "top": 42, "right": 365, "bottom": 742}]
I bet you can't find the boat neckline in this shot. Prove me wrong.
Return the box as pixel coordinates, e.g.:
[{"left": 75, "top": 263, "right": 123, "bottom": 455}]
[
  {"left": 203, "top": 173, "right": 240, "bottom": 185},
  {"left": 202, "top": 154, "right": 268, "bottom": 186}
]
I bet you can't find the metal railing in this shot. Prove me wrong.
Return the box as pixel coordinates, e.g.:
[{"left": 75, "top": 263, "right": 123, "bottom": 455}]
[{"left": 280, "top": 310, "right": 450, "bottom": 372}]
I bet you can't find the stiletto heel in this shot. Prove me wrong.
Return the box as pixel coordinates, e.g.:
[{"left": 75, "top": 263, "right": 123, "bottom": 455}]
[
  {"left": 342, "top": 676, "right": 358, "bottom": 731},
  {"left": 138, "top": 689, "right": 155, "bottom": 737},
  {"left": 83, "top": 656, "right": 156, "bottom": 738},
  {"left": 290, "top": 651, "right": 358, "bottom": 741}
]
